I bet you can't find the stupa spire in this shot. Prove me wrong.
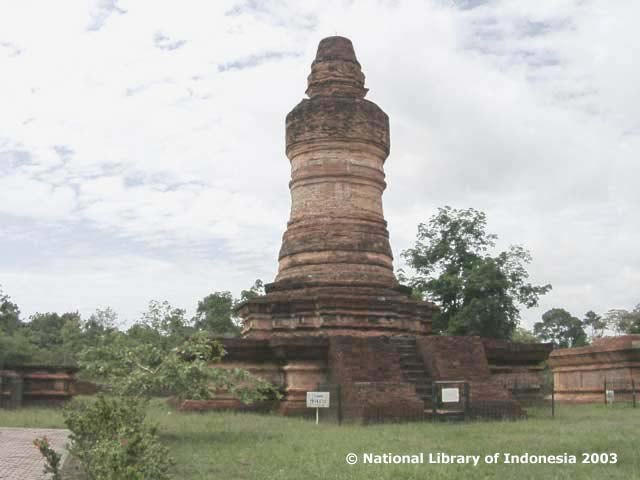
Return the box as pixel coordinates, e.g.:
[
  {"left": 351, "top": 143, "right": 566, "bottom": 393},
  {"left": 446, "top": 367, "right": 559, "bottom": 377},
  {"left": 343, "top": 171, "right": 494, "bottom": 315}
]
[{"left": 305, "top": 36, "right": 368, "bottom": 98}]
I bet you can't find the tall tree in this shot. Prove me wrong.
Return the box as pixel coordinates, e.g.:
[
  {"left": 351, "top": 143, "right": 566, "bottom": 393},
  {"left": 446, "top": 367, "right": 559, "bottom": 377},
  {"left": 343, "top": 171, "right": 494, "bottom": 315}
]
[
  {"left": 26, "top": 312, "right": 81, "bottom": 350},
  {"left": 604, "top": 305, "right": 640, "bottom": 334},
  {"left": 402, "top": 206, "right": 551, "bottom": 338},
  {"left": 140, "top": 300, "right": 193, "bottom": 340},
  {"left": 0, "top": 286, "right": 21, "bottom": 334},
  {"left": 533, "top": 308, "right": 588, "bottom": 347},
  {"left": 511, "top": 326, "right": 539, "bottom": 343},
  {"left": 582, "top": 310, "right": 606, "bottom": 339},
  {"left": 631, "top": 303, "right": 640, "bottom": 334},
  {"left": 239, "top": 279, "right": 265, "bottom": 302},
  {"left": 193, "top": 291, "right": 240, "bottom": 337}
]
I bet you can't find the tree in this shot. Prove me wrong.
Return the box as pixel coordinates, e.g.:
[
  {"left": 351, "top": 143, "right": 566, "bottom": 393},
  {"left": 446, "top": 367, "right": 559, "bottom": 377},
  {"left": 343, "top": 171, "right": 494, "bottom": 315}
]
[
  {"left": 511, "top": 326, "right": 538, "bottom": 343},
  {"left": 631, "top": 304, "right": 640, "bottom": 334},
  {"left": 81, "top": 307, "right": 119, "bottom": 348},
  {"left": 238, "top": 279, "right": 265, "bottom": 302},
  {"left": 134, "top": 300, "right": 194, "bottom": 348},
  {"left": 604, "top": 308, "right": 640, "bottom": 335},
  {"left": 26, "top": 312, "right": 81, "bottom": 350},
  {"left": 402, "top": 206, "right": 551, "bottom": 338},
  {"left": 582, "top": 310, "right": 606, "bottom": 339},
  {"left": 0, "top": 286, "right": 21, "bottom": 334},
  {"left": 193, "top": 292, "right": 240, "bottom": 337},
  {"left": 0, "top": 329, "right": 37, "bottom": 365},
  {"left": 69, "top": 332, "right": 278, "bottom": 479},
  {"left": 533, "top": 308, "right": 588, "bottom": 348}
]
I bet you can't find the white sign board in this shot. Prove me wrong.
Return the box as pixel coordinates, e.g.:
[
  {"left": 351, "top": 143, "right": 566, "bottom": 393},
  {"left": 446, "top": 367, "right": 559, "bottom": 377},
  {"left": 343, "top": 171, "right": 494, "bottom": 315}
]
[
  {"left": 606, "top": 390, "right": 614, "bottom": 404},
  {"left": 306, "top": 391, "right": 330, "bottom": 408},
  {"left": 442, "top": 388, "right": 460, "bottom": 403}
]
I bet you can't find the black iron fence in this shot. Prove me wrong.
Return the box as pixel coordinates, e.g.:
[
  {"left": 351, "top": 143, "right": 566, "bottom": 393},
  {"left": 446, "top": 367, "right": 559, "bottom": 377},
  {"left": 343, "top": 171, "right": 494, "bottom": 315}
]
[
  {"left": 603, "top": 379, "right": 637, "bottom": 407},
  {"left": 306, "top": 376, "right": 640, "bottom": 424}
]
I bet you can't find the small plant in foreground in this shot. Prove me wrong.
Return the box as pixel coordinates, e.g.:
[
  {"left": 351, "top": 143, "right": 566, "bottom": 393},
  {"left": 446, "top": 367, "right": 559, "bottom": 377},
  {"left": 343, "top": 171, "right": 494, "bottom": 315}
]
[
  {"left": 64, "top": 395, "right": 172, "bottom": 480},
  {"left": 33, "top": 436, "right": 62, "bottom": 480},
  {"left": 65, "top": 331, "right": 279, "bottom": 479}
]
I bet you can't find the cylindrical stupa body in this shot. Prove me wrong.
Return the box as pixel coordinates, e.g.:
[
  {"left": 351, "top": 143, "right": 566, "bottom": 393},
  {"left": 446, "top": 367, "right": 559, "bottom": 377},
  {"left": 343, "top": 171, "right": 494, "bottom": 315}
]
[
  {"left": 277, "top": 37, "right": 396, "bottom": 289},
  {"left": 238, "top": 37, "right": 434, "bottom": 338}
]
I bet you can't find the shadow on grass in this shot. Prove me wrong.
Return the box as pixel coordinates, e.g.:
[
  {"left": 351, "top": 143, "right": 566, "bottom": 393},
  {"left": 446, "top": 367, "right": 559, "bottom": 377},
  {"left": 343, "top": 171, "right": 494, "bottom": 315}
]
[{"left": 159, "top": 429, "right": 281, "bottom": 446}]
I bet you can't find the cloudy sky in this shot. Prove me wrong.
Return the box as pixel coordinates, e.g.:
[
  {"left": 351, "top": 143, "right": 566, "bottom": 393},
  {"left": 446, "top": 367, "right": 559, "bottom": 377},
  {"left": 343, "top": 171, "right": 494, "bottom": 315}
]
[{"left": 1, "top": 0, "right": 638, "bottom": 329}]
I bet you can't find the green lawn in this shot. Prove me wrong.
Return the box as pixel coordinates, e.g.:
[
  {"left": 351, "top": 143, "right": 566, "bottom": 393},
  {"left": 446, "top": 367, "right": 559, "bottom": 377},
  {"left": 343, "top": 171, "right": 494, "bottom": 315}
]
[{"left": 1, "top": 401, "right": 638, "bottom": 480}]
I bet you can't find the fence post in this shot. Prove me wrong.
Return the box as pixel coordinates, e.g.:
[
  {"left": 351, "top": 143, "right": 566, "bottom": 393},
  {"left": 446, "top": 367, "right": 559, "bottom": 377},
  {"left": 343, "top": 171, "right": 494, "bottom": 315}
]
[
  {"left": 604, "top": 379, "right": 607, "bottom": 405},
  {"left": 551, "top": 379, "right": 555, "bottom": 419},
  {"left": 337, "top": 384, "right": 342, "bottom": 425},
  {"left": 632, "top": 380, "right": 636, "bottom": 409},
  {"left": 464, "top": 382, "right": 470, "bottom": 421},
  {"left": 9, "top": 376, "right": 23, "bottom": 409},
  {"left": 431, "top": 383, "right": 437, "bottom": 421}
]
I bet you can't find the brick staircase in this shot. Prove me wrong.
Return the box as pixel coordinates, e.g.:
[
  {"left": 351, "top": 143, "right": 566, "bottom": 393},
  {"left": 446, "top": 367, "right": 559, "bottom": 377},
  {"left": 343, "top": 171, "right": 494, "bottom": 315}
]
[
  {"left": 389, "top": 336, "right": 433, "bottom": 410},
  {"left": 390, "top": 335, "right": 525, "bottom": 420}
]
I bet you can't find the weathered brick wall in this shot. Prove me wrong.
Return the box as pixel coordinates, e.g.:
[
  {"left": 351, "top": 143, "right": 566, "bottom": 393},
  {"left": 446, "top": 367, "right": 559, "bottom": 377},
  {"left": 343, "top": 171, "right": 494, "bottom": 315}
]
[
  {"left": 344, "top": 382, "right": 424, "bottom": 423},
  {"left": 481, "top": 339, "right": 552, "bottom": 401},
  {"left": 329, "top": 336, "right": 403, "bottom": 382},
  {"left": 328, "top": 336, "right": 423, "bottom": 422},
  {"left": 549, "top": 335, "right": 640, "bottom": 402},
  {"left": 416, "top": 336, "right": 491, "bottom": 380},
  {"left": 482, "top": 338, "right": 552, "bottom": 366}
]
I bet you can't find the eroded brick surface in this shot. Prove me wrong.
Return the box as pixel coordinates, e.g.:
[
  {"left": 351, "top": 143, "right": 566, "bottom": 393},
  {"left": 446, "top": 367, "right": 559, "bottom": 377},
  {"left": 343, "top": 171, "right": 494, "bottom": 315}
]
[
  {"left": 0, "top": 428, "right": 68, "bottom": 480},
  {"left": 239, "top": 36, "right": 434, "bottom": 338},
  {"left": 549, "top": 334, "right": 640, "bottom": 402}
]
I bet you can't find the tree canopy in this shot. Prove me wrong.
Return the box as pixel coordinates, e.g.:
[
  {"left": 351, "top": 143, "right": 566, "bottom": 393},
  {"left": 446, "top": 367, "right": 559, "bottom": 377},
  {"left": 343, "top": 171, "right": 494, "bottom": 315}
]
[
  {"left": 533, "top": 308, "right": 588, "bottom": 348},
  {"left": 0, "top": 285, "right": 21, "bottom": 335},
  {"left": 402, "top": 206, "right": 552, "bottom": 339}
]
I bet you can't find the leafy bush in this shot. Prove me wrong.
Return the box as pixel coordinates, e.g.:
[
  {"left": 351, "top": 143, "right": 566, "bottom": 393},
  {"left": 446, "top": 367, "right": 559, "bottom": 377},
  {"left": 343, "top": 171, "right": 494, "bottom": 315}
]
[
  {"left": 64, "top": 332, "right": 278, "bottom": 479},
  {"left": 64, "top": 395, "right": 172, "bottom": 480}
]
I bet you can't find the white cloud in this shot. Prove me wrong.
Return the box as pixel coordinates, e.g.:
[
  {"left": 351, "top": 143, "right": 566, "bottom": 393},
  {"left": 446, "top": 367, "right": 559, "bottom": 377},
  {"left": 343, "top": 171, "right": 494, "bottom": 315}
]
[{"left": 0, "top": 0, "right": 638, "bottom": 328}]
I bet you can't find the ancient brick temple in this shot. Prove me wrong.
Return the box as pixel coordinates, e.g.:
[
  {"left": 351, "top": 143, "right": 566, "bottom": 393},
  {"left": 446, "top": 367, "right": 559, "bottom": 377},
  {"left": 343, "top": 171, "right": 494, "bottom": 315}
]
[
  {"left": 237, "top": 36, "right": 435, "bottom": 338},
  {"left": 549, "top": 335, "right": 640, "bottom": 403},
  {"left": 183, "top": 37, "right": 551, "bottom": 421}
]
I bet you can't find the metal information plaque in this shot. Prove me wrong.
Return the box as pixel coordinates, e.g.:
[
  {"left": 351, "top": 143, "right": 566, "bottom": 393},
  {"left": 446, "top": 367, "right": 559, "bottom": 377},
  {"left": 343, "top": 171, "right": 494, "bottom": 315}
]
[{"left": 442, "top": 387, "right": 460, "bottom": 403}]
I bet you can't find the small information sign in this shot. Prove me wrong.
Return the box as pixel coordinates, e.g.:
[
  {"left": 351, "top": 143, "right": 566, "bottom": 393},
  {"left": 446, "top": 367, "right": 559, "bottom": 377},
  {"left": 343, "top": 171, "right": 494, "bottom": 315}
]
[
  {"left": 442, "top": 388, "right": 460, "bottom": 403},
  {"left": 307, "top": 391, "right": 330, "bottom": 424},
  {"left": 307, "top": 391, "right": 330, "bottom": 408},
  {"left": 606, "top": 389, "right": 614, "bottom": 404}
]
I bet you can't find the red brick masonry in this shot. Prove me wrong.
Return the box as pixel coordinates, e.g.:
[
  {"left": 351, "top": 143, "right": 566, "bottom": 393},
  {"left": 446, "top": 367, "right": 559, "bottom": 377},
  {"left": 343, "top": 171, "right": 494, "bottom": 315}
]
[{"left": 549, "top": 335, "right": 640, "bottom": 403}]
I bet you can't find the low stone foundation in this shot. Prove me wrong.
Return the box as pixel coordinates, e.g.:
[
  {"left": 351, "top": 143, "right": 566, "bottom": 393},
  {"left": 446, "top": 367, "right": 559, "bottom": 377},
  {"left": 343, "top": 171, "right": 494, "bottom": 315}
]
[
  {"left": 177, "top": 335, "right": 548, "bottom": 422},
  {"left": 0, "top": 365, "right": 78, "bottom": 408},
  {"left": 549, "top": 335, "right": 640, "bottom": 403}
]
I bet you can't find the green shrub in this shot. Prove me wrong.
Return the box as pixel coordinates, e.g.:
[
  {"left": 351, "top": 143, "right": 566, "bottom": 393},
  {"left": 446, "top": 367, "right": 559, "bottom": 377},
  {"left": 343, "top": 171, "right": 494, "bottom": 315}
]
[
  {"left": 33, "top": 436, "right": 62, "bottom": 480},
  {"left": 64, "top": 395, "right": 172, "bottom": 480}
]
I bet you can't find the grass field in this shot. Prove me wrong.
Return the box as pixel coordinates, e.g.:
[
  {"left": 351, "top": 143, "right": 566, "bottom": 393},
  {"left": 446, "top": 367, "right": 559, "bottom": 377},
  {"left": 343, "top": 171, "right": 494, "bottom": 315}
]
[{"left": 1, "top": 401, "right": 638, "bottom": 480}]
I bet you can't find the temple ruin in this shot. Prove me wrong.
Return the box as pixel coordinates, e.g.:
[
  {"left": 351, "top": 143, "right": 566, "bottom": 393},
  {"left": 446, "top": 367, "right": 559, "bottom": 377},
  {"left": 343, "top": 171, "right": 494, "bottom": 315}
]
[
  {"left": 182, "top": 37, "right": 551, "bottom": 421},
  {"left": 549, "top": 335, "right": 640, "bottom": 403},
  {"left": 237, "top": 36, "right": 434, "bottom": 339}
]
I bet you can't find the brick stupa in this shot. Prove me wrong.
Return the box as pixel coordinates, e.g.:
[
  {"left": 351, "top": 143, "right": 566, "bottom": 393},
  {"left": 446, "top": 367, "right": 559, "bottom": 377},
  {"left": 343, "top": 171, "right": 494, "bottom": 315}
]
[
  {"left": 181, "top": 37, "right": 551, "bottom": 421},
  {"left": 238, "top": 36, "right": 435, "bottom": 338}
]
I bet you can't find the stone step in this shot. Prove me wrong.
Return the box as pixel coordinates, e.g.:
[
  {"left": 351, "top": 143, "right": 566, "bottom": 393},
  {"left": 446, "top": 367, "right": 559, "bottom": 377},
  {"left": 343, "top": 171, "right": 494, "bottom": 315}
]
[
  {"left": 400, "top": 361, "right": 424, "bottom": 369},
  {"left": 404, "top": 369, "right": 429, "bottom": 376},
  {"left": 399, "top": 351, "right": 420, "bottom": 358},
  {"left": 389, "top": 340, "right": 417, "bottom": 346},
  {"left": 394, "top": 346, "right": 417, "bottom": 352}
]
